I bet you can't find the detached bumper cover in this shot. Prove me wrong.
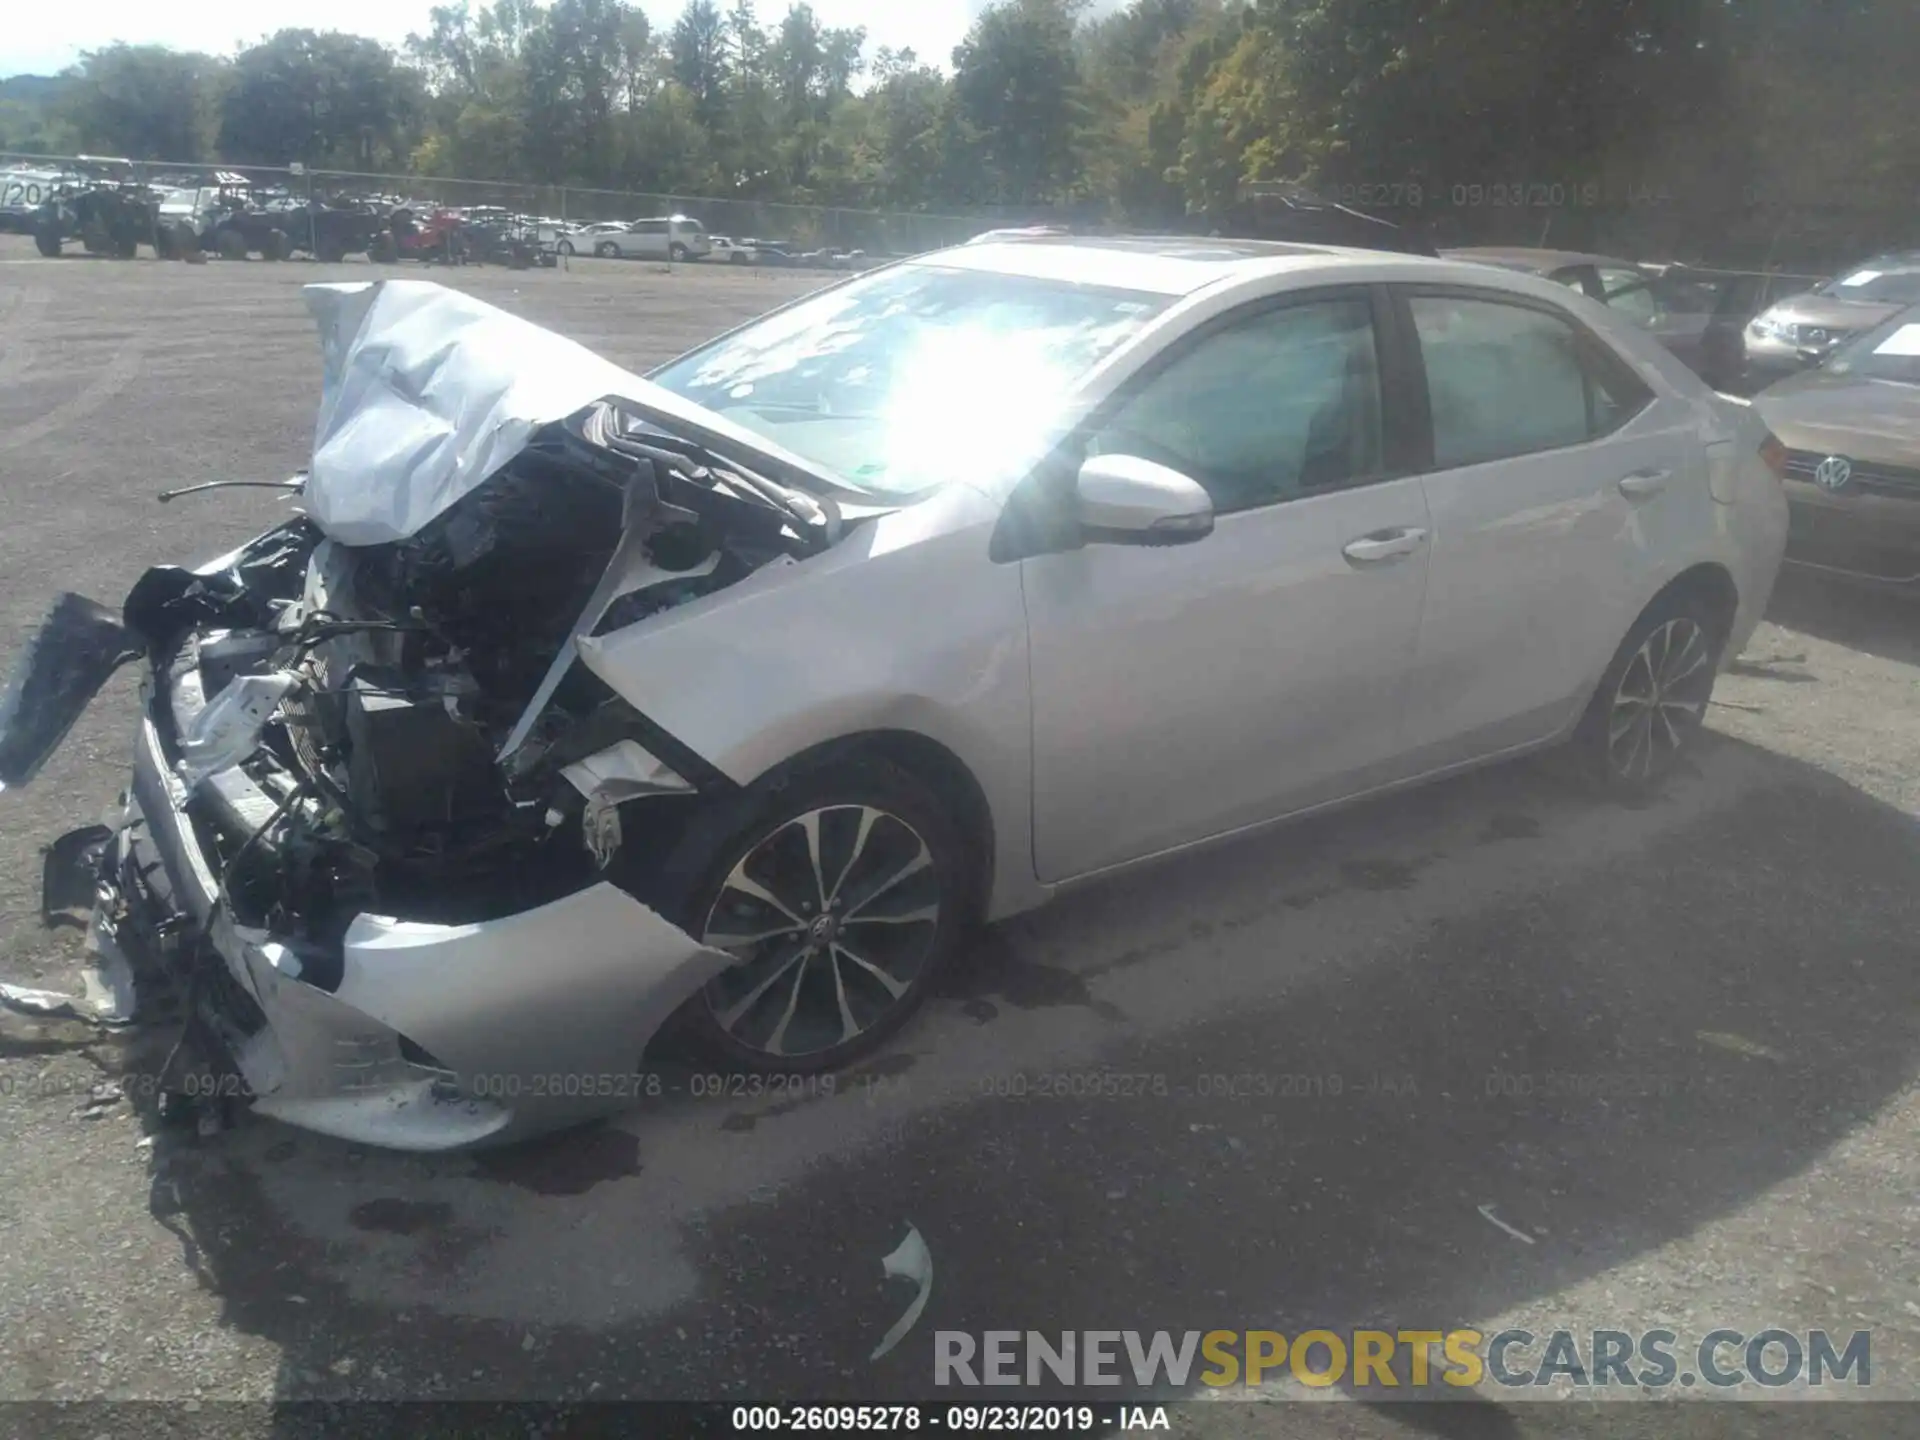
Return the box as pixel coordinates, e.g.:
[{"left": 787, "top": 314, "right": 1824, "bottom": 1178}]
[{"left": 58, "top": 698, "right": 735, "bottom": 1150}]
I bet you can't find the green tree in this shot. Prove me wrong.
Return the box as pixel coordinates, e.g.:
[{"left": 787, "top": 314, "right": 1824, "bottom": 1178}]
[
  {"left": 669, "top": 0, "right": 730, "bottom": 129},
  {"left": 218, "top": 31, "right": 423, "bottom": 168},
  {"left": 949, "top": 0, "right": 1090, "bottom": 207},
  {"left": 58, "top": 45, "right": 223, "bottom": 161}
]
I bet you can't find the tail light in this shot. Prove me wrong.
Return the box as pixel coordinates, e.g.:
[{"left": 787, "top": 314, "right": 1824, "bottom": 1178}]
[{"left": 1758, "top": 432, "right": 1789, "bottom": 483}]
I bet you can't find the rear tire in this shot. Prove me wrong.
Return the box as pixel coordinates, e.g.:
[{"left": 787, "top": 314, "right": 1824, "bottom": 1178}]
[
  {"left": 34, "top": 226, "right": 61, "bottom": 258},
  {"left": 216, "top": 229, "right": 248, "bottom": 261},
  {"left": 260, "top": 229, "right": 289, "bottom": 261},
  {"left": 640, "top": 758, "right": 975, "bottom": 1074},
  {"left": 1572, "top": 590, "right": 1724, "bottom": 793},
  {"left": 594, "top": 240, "right": 618, "bottom": 258},
  {"left": 367, "top": 233, "right": 398, "bottom": 263}
]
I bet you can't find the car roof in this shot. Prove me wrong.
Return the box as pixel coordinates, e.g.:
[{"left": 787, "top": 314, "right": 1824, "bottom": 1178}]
[
  {"left": 918, "top": 236, "right": 1406, "bottom": 296},
  {"left": 915, "top": 235, "right": 1575, "bottom": 299},
  {"left": 1442, "top": 246, "right": 1638, "bottom": 274}
]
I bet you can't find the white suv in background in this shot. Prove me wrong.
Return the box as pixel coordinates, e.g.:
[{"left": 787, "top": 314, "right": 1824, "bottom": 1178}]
[{"left": 590, "top": 215, "right": 712, "bottom": 262}]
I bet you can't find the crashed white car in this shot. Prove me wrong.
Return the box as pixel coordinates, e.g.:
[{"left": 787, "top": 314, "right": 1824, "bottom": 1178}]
[{"left": 0, "top": 239, "right": 1788, "bottom": 1150}]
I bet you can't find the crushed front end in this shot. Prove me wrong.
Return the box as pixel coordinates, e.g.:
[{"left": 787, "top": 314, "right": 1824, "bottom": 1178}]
[{"left": 1, "top": 281, "right": 839, "bottom": 1149}]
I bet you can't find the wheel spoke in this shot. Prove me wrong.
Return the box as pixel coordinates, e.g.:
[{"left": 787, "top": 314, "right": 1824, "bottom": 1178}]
[
  {"left": 825, "top": 806, "right": 881, "bottom": 906},
  {"left": 795, "top": 812, "right": 828, "bottom": 909},
  {"left": 1610, "top": 696, "right": 1649, "bottom": 742},
  {"left": 1663, "top": 640, "right": 1711, "bottom": 691},
  {"left": 842, "top": 844, "right": 931, "bottom": 919},
  {"left": 826, "top": 947, "right": 862, "bottom": 1044},
  {"left": 764, "top": 954, "right": 812, "bottom": 1056},
  {"left": 1654, "top": 701, "right": 1684, "bottom": 751},
  {"left": 723, "top": 870, "right": 807, "bottom": 925},
  {"left": 831, "top": 939, "right": 910, "bottom": 1000},
  {"left": 705, "top": 919, "right": 806, "bottom": 953},
  {"left": 714, "top": 940, "right": 810, "bottom": 1033},
  {"left": 844, "top": 903, "right": 940, "bottom": 928},
  {"left": 1618, "top": 651, "right": 1656, "bottom": 704}
]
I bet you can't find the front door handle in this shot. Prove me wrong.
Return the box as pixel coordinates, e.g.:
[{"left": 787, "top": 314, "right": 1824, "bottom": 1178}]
[
  {"left": 1618, "top": 468, "right": 1672, "bottom": 499},
  {"left": 1342, "top": 527, "right": 1428, "bottom": 565}
]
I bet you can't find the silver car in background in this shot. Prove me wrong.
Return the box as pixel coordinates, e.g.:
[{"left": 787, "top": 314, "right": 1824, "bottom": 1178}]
[
  {"left": 588, "top": 215, "right": 712, "bottom": 262},
  {"left": 1743, "top": 252, "right": 1920, "bottom": 389},
  {"left": 0, "top": 238, "right": 1789, "bottom": 1150}
]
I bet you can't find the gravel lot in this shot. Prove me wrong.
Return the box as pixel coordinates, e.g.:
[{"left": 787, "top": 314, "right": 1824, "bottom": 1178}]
[{"left": 1, "top": 238, "right": 1918, "bottom": 1437}]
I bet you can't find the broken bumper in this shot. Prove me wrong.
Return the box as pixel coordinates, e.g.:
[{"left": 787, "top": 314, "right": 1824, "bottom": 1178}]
[{"left": 52, "top": 700, "right": 734, "bottom": 1151}]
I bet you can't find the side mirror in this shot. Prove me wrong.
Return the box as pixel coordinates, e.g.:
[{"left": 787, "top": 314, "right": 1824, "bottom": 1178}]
[{"left": 1075, "top": 453, "right": 1215, "bottom": 546}]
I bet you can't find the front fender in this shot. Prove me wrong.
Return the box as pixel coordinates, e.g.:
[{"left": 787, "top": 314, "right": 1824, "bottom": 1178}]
[{"left": 575, "top": 488, "right": 1048, "bottom": 919}]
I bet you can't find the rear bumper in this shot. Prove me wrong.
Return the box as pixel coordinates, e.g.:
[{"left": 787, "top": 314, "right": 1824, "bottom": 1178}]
[{"left": 54, "top": 695, "right": 735, "bottom": 1151}]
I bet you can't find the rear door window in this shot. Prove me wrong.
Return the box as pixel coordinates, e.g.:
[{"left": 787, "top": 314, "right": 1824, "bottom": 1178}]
[{"left": 1407, "top": 292, "right": 1653, "bottom": 469}]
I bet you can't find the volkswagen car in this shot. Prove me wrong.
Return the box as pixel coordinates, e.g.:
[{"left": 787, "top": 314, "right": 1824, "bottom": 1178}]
[
  {"left": 1753, "top": 301, "right": 1920, "bottom": 587},
  {"left": 0, "top": 238, "right": 1789, "bottom": 1150}
]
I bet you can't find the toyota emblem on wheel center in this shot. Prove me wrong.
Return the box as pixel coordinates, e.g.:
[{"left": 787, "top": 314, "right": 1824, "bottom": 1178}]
[{"left": 1812, "top": 455, "right": 1853, "bottom": 492}]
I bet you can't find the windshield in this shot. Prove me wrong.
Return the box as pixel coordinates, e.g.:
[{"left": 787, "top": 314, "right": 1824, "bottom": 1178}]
[
  {"left": 648, "top": 263, "right": 1169, "bottom": 498},
  {"left": 1825, "top": 305, "right": 1920, "bottom": 385},
  {"left": 1815, "top": 260, "right": 1920, "bottom": 305}
]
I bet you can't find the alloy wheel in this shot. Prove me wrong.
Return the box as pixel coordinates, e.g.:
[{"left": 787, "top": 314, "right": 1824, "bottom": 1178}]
[
  {"left": 1606, "top": 617, "right": 1714, "bottom": 782},
  {"left": 698, "top": 805, "right": 942, "bottom": 1060}
]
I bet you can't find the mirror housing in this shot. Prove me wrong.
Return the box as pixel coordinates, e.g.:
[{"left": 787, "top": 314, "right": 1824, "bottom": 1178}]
[{"left": 1075, "top": 453, "right": 1215, "bottom": 547}]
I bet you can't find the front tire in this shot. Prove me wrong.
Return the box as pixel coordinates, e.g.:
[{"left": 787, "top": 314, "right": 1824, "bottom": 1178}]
[
  {"left": 557, "top": 238, "right": 575, "bottom": 256},
  {"left": 669, "top": 241, "right": 689, "bottom": 262},
  {"left": 34, "top": 225, "right": 62, "bottom": 258},
  {"left": 645, "top": 759, "right": 973, "bottom": 1073},
  {"left": 1574, "top": 591, "right": 1723, "bottom": 792}
]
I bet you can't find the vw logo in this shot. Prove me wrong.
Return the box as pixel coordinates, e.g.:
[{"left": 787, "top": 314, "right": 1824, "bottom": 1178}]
[{"left": 1812, "top": 455, "right": 1853, "bottom": 492}]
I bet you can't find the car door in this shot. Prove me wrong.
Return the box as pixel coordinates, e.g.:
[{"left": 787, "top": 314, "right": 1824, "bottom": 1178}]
[
  {"left": 1392, "top": 285, "right": 1697, "bottom": 769},
  {"left": 1022, "top": 288, "right": 1434, "bottom": 883},
  {"left": 1596, "top": 264, "right": 1709, "bottom": 375}
]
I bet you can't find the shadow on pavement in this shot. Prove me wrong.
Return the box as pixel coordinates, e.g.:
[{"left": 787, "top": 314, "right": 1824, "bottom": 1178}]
[
  {"left": 1764, "top": 565, "right": 1920, "bottom": 668},
  {"left": 122, "top": 734, "right": 1920, "bottom": 1432}
]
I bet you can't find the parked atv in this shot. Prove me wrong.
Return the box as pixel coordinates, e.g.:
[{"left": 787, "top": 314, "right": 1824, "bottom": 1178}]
[
  {"left": 367, "top": 206, "right": 469, "bottom": 265},
  {"left": 462, "top": 212, "right": 556, "bottom": 269},
  {"left": 295, "top": 198, "right": 386, "bottom": 263},
  {"left": 31, "top": 158, "right": 164, "bottom": 259}
]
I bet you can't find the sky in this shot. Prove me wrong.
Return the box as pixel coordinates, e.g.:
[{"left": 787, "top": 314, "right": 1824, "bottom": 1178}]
[{"left": 0, "top": 0, "right": 994, "bottom": 81}]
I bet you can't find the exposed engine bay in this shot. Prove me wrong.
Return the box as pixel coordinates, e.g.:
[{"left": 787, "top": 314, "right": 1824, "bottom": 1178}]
[
  {"left": 138, "top": 400, "right": 826, "bottom": 959},
  {"left": 0, "top": 278, "right": 874, "bottom": 1148}
]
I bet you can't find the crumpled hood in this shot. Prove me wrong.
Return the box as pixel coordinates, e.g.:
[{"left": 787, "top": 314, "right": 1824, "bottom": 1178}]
[{"left": 305, "top": 279, "right": 779, "bottom": 546}]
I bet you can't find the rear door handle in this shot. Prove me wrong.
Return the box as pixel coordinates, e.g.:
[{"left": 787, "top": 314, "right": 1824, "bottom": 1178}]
[
  {"left": 1342, "top": 527, "right": 1428, "bottom": 565},
  {"left": 1618, "top": 468, "right": 1672, "bottom": 499}
]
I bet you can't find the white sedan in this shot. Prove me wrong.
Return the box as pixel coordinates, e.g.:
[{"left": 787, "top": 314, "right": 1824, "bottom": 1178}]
[
  {"left": 2, "top": 238, "right": 1789, "bottom": 1148},
  {"left": 707, "top": 235, "right": 758, "bottom": 265}
]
